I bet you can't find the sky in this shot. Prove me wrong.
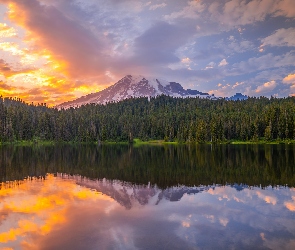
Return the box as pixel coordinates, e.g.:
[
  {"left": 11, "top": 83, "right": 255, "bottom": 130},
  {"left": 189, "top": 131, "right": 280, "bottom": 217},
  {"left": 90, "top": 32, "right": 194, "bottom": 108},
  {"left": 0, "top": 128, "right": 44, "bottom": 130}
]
[{"left": 0, "top": 0, "right": 294, "bottom": 106}]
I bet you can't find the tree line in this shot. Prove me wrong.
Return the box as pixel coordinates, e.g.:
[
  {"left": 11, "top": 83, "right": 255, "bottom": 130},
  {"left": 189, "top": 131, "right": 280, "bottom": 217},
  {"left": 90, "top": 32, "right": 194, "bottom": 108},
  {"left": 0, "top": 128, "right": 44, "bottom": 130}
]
[{"left": 1, "top": 95, "right": 295, "bottom": 143}]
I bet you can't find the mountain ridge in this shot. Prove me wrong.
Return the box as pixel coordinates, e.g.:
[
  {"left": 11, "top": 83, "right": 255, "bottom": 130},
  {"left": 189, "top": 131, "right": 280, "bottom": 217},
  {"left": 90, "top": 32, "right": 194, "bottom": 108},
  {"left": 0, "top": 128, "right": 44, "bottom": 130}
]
[{"left": 57, "top": 75, "right": 213, "bottom": 109}]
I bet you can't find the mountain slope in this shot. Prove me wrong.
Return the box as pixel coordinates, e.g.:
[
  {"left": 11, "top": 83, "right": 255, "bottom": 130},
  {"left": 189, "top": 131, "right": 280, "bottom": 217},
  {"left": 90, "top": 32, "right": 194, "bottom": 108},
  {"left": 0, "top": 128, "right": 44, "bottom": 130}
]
[{"left": 57, "top": 75, "right": 212, "bottom": 109}]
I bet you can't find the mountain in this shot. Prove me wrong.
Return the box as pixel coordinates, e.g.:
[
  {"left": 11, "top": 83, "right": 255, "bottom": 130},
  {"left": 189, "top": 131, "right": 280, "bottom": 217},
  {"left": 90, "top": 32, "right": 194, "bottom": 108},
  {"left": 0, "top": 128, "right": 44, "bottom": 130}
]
[
  {"left": 57, "top": 75, "right": 213, "bottom": 109},
  {"left": 226, "top": 93, "right": 248, "bottom": 101},
  {"left": 62, "top": 174, "right": 248, "bottom": 209}
]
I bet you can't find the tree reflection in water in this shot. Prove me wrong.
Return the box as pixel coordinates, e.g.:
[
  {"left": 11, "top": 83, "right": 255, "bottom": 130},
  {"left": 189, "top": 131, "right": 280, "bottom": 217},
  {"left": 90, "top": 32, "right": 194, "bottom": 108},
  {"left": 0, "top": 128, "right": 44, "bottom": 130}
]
[{"left": 0, "top": 144, "right": 294, "bottom": 187}]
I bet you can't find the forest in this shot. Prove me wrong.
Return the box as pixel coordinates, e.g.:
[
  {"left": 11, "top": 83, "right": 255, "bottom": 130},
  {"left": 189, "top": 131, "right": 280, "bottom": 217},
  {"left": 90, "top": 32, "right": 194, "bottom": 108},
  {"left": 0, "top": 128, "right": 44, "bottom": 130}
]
[{"left": 1, "top": 95, "right": 295, "bottom": 143}]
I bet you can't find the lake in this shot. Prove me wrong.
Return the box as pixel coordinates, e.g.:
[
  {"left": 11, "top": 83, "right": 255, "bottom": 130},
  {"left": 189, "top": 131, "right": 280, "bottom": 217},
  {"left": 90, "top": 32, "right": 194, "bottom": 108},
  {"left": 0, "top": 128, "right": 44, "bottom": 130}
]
[{"left": 0, "top": 144, "right": 295, "bottom": 249}]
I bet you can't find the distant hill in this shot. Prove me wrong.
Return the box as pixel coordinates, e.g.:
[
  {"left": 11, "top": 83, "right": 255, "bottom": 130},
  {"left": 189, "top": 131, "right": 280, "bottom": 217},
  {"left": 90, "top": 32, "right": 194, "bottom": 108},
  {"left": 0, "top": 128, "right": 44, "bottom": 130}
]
[{"left": 226, "top": 93, "right": 248, "bottom": 101}]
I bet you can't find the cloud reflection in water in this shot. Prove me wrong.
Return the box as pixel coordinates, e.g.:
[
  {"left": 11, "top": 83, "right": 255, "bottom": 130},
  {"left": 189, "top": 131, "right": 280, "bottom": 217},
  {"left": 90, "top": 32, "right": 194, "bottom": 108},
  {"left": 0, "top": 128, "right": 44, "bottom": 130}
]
[{"left": 0, "top": 174, "right": 295, "bottom": 250}]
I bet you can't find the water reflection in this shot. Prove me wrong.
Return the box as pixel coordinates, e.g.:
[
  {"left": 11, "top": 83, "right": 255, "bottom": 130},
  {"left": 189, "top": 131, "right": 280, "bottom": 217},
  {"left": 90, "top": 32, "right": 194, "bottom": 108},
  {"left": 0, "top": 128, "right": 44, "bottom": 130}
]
[
  {"left": 1, "top": 174, "right": 295, "bottom": 250},
  {"left": 1, "top": 144, "right": 295, "bottom": 187}
]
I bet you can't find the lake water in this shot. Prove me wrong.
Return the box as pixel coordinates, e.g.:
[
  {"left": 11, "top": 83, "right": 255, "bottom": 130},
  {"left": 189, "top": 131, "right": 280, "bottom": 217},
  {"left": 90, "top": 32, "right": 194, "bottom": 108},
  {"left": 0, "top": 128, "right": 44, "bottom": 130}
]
[{"left": 0, "top": 144, "right": 295, "bottom": 249}]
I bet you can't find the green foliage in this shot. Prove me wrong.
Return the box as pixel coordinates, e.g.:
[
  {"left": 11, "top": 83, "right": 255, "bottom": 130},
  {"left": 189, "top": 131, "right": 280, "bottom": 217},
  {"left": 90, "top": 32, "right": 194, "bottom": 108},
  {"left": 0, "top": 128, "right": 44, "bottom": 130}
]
[{"left": 2, "top": 95, "right": 295, "bottom": 143}]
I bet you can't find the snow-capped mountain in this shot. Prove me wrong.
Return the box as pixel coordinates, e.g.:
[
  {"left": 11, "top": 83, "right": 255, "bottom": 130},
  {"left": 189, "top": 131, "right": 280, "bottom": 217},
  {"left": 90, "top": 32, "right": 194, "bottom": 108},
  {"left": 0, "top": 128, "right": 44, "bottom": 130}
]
[
  {"left": 58, "top": 174, "right": 248, "bottom": 209},
  {"left": 56, "top": 75, "right": 213, "bottom": 109}
]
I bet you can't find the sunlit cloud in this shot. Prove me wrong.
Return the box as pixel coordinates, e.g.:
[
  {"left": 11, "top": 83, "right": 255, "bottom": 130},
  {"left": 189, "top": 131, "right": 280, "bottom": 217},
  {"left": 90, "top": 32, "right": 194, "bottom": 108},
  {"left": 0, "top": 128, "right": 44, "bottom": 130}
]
[
  {"left": 205, "top": 62, "right": 215, "bottom": 70},
  {"left": 256, "top": 190, "right": 277, "bottom": 205},
  {"left": 260, "top": 232, "right": 266, "bottom": 241},
  {"left": 219, "top": 218, "right": 229, "bottom": 227},
  {"left": 181, "top": 57, "right": 191, "bottom": 64},
  {"left": 261, "top": 28, "right": 295, "bottom": 48},
  {"left": 218, "top": 59, "right": 228, "bottom": 67},
  {"left": 284, "top": 196, "right": 295, "bottom": 212},
  {"left": 255, "top": 80, "right": 276, "bottom": 94},
  {"left": 0, "top": 174, "right": 115, "bottom": 247},
  {"left": 232, "top": 81, "right": 244, "bottom": 89},
  {"left": 208, "top": 83, "right": 233, "bottom": 97},
  {"left": 182, "top": 221, "right": 190, "bottom": 228},
  {"left": 0, "top": 0, "right": 114, "bottom": 105},
  {"left": 283, "top": 73, "right": 295, "bottom": 85},
  {"left": 0, "top": 22, "right": 17, "bottom": 38}
]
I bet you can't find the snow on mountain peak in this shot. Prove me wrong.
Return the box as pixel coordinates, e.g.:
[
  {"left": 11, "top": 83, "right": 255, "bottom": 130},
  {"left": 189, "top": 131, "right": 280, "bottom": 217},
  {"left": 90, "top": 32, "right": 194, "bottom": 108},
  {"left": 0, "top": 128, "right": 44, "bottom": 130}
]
[{"left": 56, "top": 75, "right": 213, "bottom": 109}]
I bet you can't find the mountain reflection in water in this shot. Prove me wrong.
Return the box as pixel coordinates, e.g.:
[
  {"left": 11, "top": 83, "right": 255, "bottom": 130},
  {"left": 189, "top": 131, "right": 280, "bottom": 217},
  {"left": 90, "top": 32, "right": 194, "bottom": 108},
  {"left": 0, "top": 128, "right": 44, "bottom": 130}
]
[{"left": 0, "top": 174, "right": 295, "bottom": 250}]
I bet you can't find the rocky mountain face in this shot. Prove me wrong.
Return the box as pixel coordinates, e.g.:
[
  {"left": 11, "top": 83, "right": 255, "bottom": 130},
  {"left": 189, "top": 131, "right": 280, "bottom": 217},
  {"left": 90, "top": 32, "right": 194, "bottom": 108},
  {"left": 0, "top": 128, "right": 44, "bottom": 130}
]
[{"left": 56, "top": 75, "right": 212, "bottom": 109}]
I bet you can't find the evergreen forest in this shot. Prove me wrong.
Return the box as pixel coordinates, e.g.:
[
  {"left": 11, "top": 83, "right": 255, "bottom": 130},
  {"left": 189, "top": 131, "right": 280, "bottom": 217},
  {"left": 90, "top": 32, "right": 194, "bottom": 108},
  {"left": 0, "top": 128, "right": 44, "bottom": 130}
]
[{"left": 1, "top": 95, "right": 295, "bottom": 143}]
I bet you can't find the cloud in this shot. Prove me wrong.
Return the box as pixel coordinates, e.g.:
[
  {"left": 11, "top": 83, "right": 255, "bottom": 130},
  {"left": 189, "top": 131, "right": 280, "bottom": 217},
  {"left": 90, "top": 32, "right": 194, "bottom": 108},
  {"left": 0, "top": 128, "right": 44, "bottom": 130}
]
[
  {"left": 0, "top": 59, "right": 13, "bottom": 75},
  {"left": 230, "top": 51, "right": 295, "bottom": 76},
  {"left": 284, "top": 197, "right": 295, "bottom": 211},
  {"left": 73, "top": 0, "right": 145, "bottom": 13},
  {"left": 283, "top": 73, "right": 295, "bottom": 85},
  {"left": 220, "top": 0, "right": 295, "bottom": 27},
  {"left": 272, "top": 0, "right": 295, "bottom": 18},
  {"left": 1, "top": 0, "right": 110, "bottom": 78},
  {"left": 261, "top": 28, "right": 295, "bottom": 47},
  {"left": 110, "top": 21, "right": 195, "bottom": 76},
  {"left": 0, "top": 174, "right": 116, "bottom": 248},
  {"left": 149, "top": 3, "right": 167, "bottom": 11},
  {"left": 0, "top": 80, "right": 16, "bottom": 92},
  {"left": 208, "top": 83, "right": 232, "bottom": 97},
  {"left": 208, "top": 81, "right": 247, "bottom": 97},
  {"left": 164, "top": 0, "right": 205, "bottom": 20},
  {"left": 166, "top": 0, "right": 295, "bottom": 32},
  {"left": 255, "top": 80, "right": 276, "bottom": 94},
  {"left": 133, "top": 21, "right": 192, "bottom": 60},
  {"left": 0, "top": 59, "right": 32, "bottom": 78},
  {"left": 0, "top": 23, "right": 17, "bottom": 38},
  {"left": 181, "top": 57, "right": 192, "bottom": 64},
  {"left": 225, "top": 40, "right": 255, "bottom": 54},
  {"left": 232, "top": 81, "right": 244, "bottom": 89},
  {"left": 0, "top": 0, "right": 120, "bottom": 105},
  {"left": 193, "top": 47, "right": 224, "bottom": 60},
  {"left": 152, "top": 66, "right": 222, "bottom": 84},
  {"left": 0, "top": 1, "right": 200, "bottom": 102},
  {"left": 256, "top": 190, "right": 277, "bottom": 205},
  {"left": 205, "top": 62, "right": 216, "bottom": 69},
  {"left": 218, "top": 59, "right": 228, "bottom": 67},
  {"left": 220, "top": 0, "right": 275, "bottom": 26},
  {"left": 0, "top": 42, "right": 38, "bottom": 66}
]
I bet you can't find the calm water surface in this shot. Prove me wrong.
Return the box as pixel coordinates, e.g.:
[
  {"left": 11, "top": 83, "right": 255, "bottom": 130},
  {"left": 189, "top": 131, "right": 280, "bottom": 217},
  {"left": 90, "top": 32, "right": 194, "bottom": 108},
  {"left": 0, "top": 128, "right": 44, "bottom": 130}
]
[{"left": 0, "top": 144, "right": 295, "bottom": 249}]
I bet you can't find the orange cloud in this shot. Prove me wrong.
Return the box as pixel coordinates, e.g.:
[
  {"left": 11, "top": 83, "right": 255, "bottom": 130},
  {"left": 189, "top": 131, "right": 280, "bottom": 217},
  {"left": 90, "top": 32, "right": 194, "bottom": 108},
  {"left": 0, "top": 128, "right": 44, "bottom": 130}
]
[
  {"left": 0, "top": 22, "right": 17, "bottom": 38},
  {"left": 0, "top": 220, "right": 39, "bottom": 243},
  {"left": 284, "top": 196, "right": 295, "bottom": 212},
  {"left": 4, "top": 0, "right": 109, "bottom": 77},
  {"left": 0, "top": 174, "right": 115, "bottom": 248},
  {"left": 0, "top": 0, "right": 115, "bottom": 106},
  {"left": 256, "top": 190, "right": 277, "bottom": 205},
  {"left": 255, "top": 80, "right": 276, "bottom": 94},
  {"left": 283, "top": 73, "right": 295, "bottom": 85}
]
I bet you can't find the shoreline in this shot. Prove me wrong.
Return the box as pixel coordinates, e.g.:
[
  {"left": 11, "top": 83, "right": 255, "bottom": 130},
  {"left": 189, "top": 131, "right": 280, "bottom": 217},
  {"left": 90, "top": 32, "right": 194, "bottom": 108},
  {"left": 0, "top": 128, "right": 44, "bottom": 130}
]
[{"left": 1, "top": 139, "right": 295, "bottom": 146}]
